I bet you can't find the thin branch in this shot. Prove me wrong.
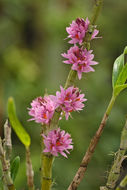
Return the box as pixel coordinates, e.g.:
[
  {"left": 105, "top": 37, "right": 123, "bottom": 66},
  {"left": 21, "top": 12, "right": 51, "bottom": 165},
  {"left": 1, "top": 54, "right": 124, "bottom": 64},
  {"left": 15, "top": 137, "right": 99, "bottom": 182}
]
[
  {"left": 91, "top": 0, "right": 103, "bottom": 25},
  {"left": 68, "top": 94, "right": 116, "bottom": 190}
]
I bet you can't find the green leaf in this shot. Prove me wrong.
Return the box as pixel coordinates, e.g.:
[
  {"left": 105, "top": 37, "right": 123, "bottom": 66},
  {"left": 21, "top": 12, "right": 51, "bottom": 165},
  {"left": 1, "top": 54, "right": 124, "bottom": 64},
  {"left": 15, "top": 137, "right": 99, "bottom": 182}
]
[
  {"left": 112, "top": 54, "right": 124, "bottom": 88},
  {"left": 112, "top": 46, "right": 127, "bottom": 97},
  {"left": 113, "top": 84, "right": 127, "bottom": 97},
  {"left": 8, "top": 97, "right": 31, "bottom": 147},
  {"left": 11, "top": 156, "right": 20, "bottom": 182},
  {"left": 116, "top": 63, "right": 127, "bottom": 86}
]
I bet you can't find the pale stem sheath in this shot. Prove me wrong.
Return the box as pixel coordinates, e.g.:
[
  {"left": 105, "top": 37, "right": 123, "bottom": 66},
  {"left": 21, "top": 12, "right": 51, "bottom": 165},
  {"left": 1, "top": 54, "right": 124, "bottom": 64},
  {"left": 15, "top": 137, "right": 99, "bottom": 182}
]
[
  {"left": 4, "top": 119, "right": 12, "bottom": 161},
  {"left": 0, "top": 137, "right": 15, "bottom": 190},
  {"left": 26, "top": 146, "right": 35, "bottom": 190}
]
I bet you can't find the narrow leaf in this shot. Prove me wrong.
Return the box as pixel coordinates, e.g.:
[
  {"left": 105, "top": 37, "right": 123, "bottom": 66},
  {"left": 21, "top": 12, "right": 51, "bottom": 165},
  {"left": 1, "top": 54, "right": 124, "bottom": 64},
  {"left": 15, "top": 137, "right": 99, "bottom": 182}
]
[
  {"left": 11, "top": 156, "right": 20, "bottom": 181},
  {"left": 8, "top": 97, "right": 31, "bottom": 147}
]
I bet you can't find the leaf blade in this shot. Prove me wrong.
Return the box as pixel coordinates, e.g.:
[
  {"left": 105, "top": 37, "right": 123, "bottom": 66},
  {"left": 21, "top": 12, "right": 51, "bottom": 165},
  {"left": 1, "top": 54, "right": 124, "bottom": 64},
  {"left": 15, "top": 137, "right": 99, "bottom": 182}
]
[
  {"left": 8, "top": 97, "right": 31, "bottom": 147},
  {"left": 112, "top": 54, "right": 124, "bottom": 88},
  {"left": 116, "top": 63, "right": 127, "bottom": 86}
]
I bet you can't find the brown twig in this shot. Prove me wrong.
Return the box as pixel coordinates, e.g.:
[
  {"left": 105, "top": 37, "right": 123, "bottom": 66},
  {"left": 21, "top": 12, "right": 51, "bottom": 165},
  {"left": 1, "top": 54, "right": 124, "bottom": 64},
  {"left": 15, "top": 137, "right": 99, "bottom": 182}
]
[
  {"left": 68, "top": 95, "right": 116, "bottom": 190},
  {"left": 68, "top": 113, "right": 108, "bottom": 190}
]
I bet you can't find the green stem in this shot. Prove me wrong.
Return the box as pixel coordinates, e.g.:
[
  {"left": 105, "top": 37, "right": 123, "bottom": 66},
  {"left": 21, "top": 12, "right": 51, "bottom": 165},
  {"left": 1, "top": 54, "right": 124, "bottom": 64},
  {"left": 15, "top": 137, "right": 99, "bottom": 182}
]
[
  {"left": 68, "top": 95, "right": 116, "bottom": 190},
  {"left": 105, "top": 94, "right": 116, "bottom": 115},
  {"left": 41, "top": 153, "right": 54, "bottom": 190},
  {"left": 64, "top": 70, "right": 77, "bottom": 89},
  {"left": 91, "top": 0, "right": 103, "bottom": 25},
  {"left": 41, "top": 126, "right": 54, "bottom": 190},
  {"left": 100, "top": 118, "right": 127, "bottom": 190},
  {"left": 49, "top": 108, "right": 61, "bottom": 130}
]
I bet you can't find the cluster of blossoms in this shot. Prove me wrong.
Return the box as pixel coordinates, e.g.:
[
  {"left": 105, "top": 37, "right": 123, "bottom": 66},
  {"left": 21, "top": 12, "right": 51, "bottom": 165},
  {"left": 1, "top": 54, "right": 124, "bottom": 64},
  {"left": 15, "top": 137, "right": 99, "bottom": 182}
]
[
  {"left": 62, "top": 46, "right": 98, "bottom": 80},
  {"left": 62, "top": 17, "right": 99, "bottom": 80},
  {"left": 28, "top": 17, "right": 99, "bottom": 157},
  {"left": 66, "top": 17, "right": 99, "bottom": 45},
  {"left": 28, "top": 96, "right": 55, "bottom": 124},
  {"left": 51, "top": 86, "right": 87, "bottom": 120},
  {"left": 42, "top": 128, "right": 73, "bottom": 158},
  {"left": 28, "top": 86, "right": 86, "bottom": 157},
  {"left": 28, "top": 86, "right": 86, "bottom": 123}
]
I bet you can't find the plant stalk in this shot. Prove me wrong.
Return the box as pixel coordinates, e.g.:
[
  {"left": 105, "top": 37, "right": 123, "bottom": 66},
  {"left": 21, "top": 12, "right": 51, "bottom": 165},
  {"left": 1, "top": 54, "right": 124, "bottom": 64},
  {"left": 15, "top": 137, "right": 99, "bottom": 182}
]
[
  {"left": 0, "top": 138, "right": 15, "bottom": 190},
  {"left": 91, "top": 0, "right": 103, "bottom": 25},
  {"left": 64, "top": 70, "right": 77, "bottom": 89},
  {"left": 26, "top": 146, "right": 35, "bottom": 190},
  {"left": 4, "top": 119, "right": 12, "bottom": 161},
  {"left": 41, "top": 153, "right": 54, "bottom": 190},
  {"left": 68, "top": 95, "right": 116, "bottom": 190},
  {"left": 41, "top": 0, "right": 104, "bottom": 189},
  {"left": 41, "top": 126, "right": 54, "bottom": 190}
]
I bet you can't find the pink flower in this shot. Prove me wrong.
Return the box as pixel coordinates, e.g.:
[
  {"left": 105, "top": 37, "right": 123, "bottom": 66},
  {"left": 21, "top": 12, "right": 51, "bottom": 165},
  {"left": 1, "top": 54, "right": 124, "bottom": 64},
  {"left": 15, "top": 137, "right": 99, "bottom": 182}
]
[
  {"left": 28, "top": 96, "right": 55, "bottom": 124},
  {"left": 61, "top": 45, "right": 98, "bottom": 80},
  {"left": 52, "top": 86, "right": 87, "bottom": 120},
  {"left": 43, "top": 128, "right": 73, "bottom": 158},
  {"left": 66, "top": 17, "right": 99, "bottom": 45}
]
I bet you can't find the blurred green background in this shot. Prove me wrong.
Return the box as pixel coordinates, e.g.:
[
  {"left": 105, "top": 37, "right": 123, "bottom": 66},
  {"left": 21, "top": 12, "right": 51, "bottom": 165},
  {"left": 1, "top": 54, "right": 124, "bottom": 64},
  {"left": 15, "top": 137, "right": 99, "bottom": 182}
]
[{"left": 0, "top": 0, "right": 127, "bottom": 189}]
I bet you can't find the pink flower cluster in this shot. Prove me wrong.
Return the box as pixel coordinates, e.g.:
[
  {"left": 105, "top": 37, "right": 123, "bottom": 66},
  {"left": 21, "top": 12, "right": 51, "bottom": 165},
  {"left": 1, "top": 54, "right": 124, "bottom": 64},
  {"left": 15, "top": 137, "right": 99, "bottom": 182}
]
[
  {"left": 42, "top": 128, "right": 73, "bottom": 158},
  {"left": 28, "top": 96, "right": 55, "bottom": 124},
  {"left": 28, "top": 86, "right": 86, "bottom": 123},
  {"left": 62, "top": 46, "right": 98, "bottom": 79},
  {"left": 52, "top": 86, "right": 87, "bottom": 119},
  {"left": 66, "top": 17, "right": 99, "bottom": 45},
  {"left": 28, "top": 17, "right": 100, "bottom": 158},
  {"left": 62, "top": 17, "right": 99, "bottom": 80}
]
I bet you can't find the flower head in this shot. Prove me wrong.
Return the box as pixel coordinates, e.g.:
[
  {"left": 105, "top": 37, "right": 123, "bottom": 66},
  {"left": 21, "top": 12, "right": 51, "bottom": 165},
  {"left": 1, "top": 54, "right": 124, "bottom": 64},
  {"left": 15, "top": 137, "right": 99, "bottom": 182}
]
[
  {"left": 43, "top": 128, "right": 73, "bottom": 158},
  {"left": 28, "top": 96, "right": 55, "bottom": 124},
  {"left": 66, "top": 17, "right": 99, "bottom": 45},
  {"left": 62, "top": 45, "right": 98, "bottom": 79},
  {"left": 53, "top": 86, "right": 87, "bottom": 120}
]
